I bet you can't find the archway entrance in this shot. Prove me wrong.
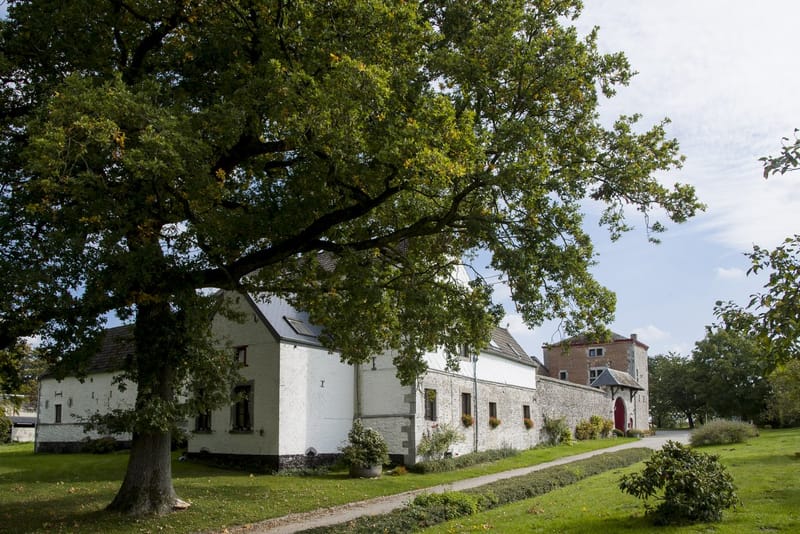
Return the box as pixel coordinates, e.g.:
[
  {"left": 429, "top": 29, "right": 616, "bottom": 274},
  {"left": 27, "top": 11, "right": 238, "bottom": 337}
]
[{"left": 614, "top": 397, "right": 626, "bottom": 431}]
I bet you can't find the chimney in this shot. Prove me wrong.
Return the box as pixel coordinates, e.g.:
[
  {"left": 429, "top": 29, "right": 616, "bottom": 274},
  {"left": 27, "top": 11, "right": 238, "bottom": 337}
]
[{"left": 630, "top": 333, "right": 637, "bottom": 343}]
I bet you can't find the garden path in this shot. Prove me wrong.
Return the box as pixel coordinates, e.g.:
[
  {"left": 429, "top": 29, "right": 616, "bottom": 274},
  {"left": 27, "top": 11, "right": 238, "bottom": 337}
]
[{"left": 217, "top": 431, "right": 689, "bottom": 534}]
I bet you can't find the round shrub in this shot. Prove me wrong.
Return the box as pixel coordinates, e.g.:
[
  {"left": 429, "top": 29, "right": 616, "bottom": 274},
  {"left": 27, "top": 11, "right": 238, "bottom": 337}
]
[
  {"left": 340, "top": 419, "right": 389, "bottom": 469},
  {"left": 619, "top": 440, "right": 738, "bottom": 525}
]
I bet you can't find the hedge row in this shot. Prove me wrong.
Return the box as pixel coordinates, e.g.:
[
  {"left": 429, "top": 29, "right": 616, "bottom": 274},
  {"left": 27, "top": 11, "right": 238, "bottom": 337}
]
[
  {"left": 408, "top": 447, "right": 519, "bottom": 474},
  {"left": 301, "top": 447, "right": 653, "bottom": 533}
]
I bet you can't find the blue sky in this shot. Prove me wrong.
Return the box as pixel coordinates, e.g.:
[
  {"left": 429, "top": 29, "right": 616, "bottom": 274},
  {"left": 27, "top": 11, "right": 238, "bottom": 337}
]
[{"left": 497, "top": 1, "right": 800, "bottom": 359}]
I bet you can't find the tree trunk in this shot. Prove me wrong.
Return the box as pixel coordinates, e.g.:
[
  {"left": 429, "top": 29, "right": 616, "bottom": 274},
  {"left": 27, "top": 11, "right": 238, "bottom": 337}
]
[
  {"left": 107, "top": 430, "right": 179, "bottom": 515},
  {"left": 107, "top": 297, "right": 188, "bottom": 515}
]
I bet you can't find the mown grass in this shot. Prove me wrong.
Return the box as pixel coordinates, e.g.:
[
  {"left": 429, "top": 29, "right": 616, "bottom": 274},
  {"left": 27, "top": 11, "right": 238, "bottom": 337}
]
[
  {"left": 0, "top": 437, "right": 633, "bottom": 533},
  {"left": 423, "top": 428, "right": 800, "bottom": 533}
]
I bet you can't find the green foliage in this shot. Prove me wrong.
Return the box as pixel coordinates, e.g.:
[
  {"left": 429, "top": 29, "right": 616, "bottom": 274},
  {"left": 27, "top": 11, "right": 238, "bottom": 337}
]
[
  {"left": 488, "top": 416, "right": 501, "bottom": 428},
  {"left": 0, "top": 407, "right": 11, "bottom": 443},
  {"left": 619, "top": 441, "right": 738, "bottom": 525},
  {"left": 1, "top": 0, "right": 702, "bottom": 513},
  {"left": 417, "top": 424, "right": 464, "bottom": 461},
  {"left": 766, "top": 360, "right": 800, "bottom": 426},
  {"left": 339, "top": 420, "right": 389, "bottom": 469},
  {"left": 626, "top": 428, "right": 645, "bottom": 438},
  {"left": 690, "top": 327, "right": 771, "bottom": 423},
  {"left": 689, "top": 420, "right": 759, "bottom": 447},
  {"left": 410, "top": 448, "right": 519, "bottom": 474},
  {"left": 648, "top": 352, "right": 704, "bottom": 428},
  {"left": 575, "top": 415, "right": 613, "bottom": 440},
  {"left": 461, "top": 414, "right": 474, "bottom": 427},
  {"left": 543, "top": 416, "right": 573, "bottom": 445},
  {"left": 714, "top": 235, "right": 800, "bottom": 368}
]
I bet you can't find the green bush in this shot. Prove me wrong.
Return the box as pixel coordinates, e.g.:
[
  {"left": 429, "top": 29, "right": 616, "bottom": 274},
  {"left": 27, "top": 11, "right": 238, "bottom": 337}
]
[
  {"left": 690, "top": 419, "right": 759, "bottom": 447},
  {"left": 303, "top": 448, "right": 652, "bottom": 533},
  {"left": 409, "top": 447, "right": 518, "bottom": 474},
  {"left": 543, "top": 416, "right": 572, "bottom": 445},
  {"left": 575, "top": 416, "right": 612, "bottom": 441},
  {"left": 417, "top": 424, "right": 464, "bottom": 461},
  {"left": 340, "top": 419, "right": 389, "bottom": 468},
  {"left": 626, "top": 428, "right": 644, "bottom": 438},
  {"left": 619, "top": 441, "right": 738, "bottom": 525}
]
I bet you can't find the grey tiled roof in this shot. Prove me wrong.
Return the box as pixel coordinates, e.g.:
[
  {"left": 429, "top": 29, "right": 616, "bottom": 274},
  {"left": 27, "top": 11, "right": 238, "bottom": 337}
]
[
  {"left": 485, "top": 327, "right": 538, "bottom": 367},
  {"left": 590, "top": 367, "right": 644, "bottom": 390}
]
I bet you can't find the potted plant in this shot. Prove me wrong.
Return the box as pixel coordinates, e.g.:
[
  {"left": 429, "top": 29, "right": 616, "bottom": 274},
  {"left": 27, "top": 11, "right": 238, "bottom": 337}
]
[
  {"left": 523, "top": 417, "right": 534, "bottom": 430},
  {"left": 489, "top": 416, "right": 501, "bottom": 429},
  {"left": 461, "top": 413, "right": 474, "bottom": 427},
  {"left": 340, "top": 419, "right": 390, "bottom": 478}
]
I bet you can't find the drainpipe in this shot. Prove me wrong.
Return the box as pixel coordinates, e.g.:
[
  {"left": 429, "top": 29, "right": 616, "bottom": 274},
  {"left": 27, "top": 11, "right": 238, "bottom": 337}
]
[{"left": 472, "top": 350, "right": 479, "bottom": 453}]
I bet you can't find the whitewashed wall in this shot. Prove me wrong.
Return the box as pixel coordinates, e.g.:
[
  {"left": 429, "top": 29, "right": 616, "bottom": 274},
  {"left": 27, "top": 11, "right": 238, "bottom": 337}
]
[
  {"left": 278, "top": 342, "right": 354, "bottom": 456},
  {"left": 36, "top": 372, "right": 136, "bottom": 451},
  {"left": 187, "top": 293, "right": 280, "bottom": 456}
]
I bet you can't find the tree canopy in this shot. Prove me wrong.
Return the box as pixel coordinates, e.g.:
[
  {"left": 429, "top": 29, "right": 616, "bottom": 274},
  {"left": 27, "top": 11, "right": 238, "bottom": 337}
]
[{"left": 1, "top": 0, "right": 701, "bottom": 515}]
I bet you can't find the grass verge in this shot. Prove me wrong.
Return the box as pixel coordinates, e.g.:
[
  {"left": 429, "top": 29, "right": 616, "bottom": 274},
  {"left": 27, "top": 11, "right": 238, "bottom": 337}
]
[
  {"left": 422, "top": 428, "right": 800, "bottom": 533},
  {"left": 0, "top": 437, "right": 633, "bottom": 533}
]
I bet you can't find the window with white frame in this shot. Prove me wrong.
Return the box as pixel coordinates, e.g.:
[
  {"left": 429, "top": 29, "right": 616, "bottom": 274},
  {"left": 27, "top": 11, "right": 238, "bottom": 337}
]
[
  {"left": 558, "top": 370, "right": 568, "bottom": 380},
  {"left": 588, "top": 347, "right": 604, "bottom": 357}
]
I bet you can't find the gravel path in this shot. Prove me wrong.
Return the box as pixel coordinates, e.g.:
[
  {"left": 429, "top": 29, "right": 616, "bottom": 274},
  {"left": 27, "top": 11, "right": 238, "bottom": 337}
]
[{"left": 217, "top": 431, "right": 690, "bottom": 534}]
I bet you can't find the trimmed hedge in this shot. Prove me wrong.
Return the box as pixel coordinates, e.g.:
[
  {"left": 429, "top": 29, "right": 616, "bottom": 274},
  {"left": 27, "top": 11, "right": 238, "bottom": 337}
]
[
  {"left": 301, "top": 447, "right": 653, "bottom": 533},
  {"left": 408, "top": 447, "right": 519, "bottom": 474}
]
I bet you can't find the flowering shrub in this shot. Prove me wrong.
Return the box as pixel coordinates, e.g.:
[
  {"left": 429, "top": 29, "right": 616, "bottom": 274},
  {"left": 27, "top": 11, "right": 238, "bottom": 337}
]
[
  {"left": 488, "top": 416, "right": 501, "bottom": 428},
  {"left": 461, "top": 414, "right": 474, "bottom": 427},
  {"left": 418, "top": 424, "right": 464, "bottom": 461}
]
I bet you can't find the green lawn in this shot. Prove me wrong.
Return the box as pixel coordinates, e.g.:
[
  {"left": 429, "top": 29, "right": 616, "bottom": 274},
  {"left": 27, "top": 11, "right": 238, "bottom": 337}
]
[
  {"left": 0, "top": 438, "right": 632, "bottom": 533},
  {"left": 422, "top": 428, "right": 800, "bottom": 533}
]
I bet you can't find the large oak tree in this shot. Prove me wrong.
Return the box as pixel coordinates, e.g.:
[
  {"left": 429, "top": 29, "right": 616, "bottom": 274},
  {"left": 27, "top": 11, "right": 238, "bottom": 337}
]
[{"left": 1, "top": 0, "right": 701, "bottom": 515}]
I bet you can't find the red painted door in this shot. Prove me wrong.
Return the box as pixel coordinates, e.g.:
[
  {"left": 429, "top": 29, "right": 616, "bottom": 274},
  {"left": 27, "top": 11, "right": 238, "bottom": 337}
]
[{"left": 614, "top": 397, "right": 626, "bottom": 431}]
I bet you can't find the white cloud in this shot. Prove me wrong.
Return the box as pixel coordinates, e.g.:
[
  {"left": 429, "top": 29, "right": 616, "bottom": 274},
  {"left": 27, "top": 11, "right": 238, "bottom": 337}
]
[
  {"left": 577, "top": 1, "right": 800, "bottom": 253},
  {"left": 715, "top": 266, "right": 746, "bottom": 281},
  {"left": 632, "top": 324, "right": 669, "bottom": 343}
]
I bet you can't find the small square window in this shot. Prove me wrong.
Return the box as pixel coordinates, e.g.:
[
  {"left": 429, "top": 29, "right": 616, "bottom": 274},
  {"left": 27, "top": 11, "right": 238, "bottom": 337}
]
[{"left": 559, "top": 370, "right": 568, "bottom": 380}]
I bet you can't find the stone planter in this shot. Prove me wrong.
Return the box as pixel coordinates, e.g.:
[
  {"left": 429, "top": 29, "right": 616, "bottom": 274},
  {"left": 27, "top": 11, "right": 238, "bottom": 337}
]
[{"left": 349, "top": 464, "right": 382, "bottom": 478}]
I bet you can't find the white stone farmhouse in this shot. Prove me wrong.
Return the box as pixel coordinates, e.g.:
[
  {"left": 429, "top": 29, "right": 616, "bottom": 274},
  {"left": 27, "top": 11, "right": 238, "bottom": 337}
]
[{"left": 37, "top": 290, "right": 620, "bottom": 469}]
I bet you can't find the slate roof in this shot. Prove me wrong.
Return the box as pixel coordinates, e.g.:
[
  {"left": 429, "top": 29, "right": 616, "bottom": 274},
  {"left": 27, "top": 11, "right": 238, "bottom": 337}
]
[
  {"left": 40, "top": 325, "right": 134, "bottom": 378},
  {"left": 590, "top": 367, "right": 644, "bottom": 390},
  {"left": 246, "top": 294, "right": 326, "bottom": 347},
  {"left": 85, "top": 325, "right": 135, "bottom": 373},
  {"left": 485, "top": 326, "right": 538, "bottom": 368}
]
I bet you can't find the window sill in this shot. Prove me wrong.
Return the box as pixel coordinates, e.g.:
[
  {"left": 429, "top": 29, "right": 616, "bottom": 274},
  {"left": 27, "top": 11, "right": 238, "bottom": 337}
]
[{"left": 229, "top": 429, "right": 254, "bottom": 434}]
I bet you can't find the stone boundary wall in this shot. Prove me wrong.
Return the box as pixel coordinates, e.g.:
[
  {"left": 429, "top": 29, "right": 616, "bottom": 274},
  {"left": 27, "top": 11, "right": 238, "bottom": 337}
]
[{"left": 536, "top": 375, "right": 612, "bottom": 435}]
